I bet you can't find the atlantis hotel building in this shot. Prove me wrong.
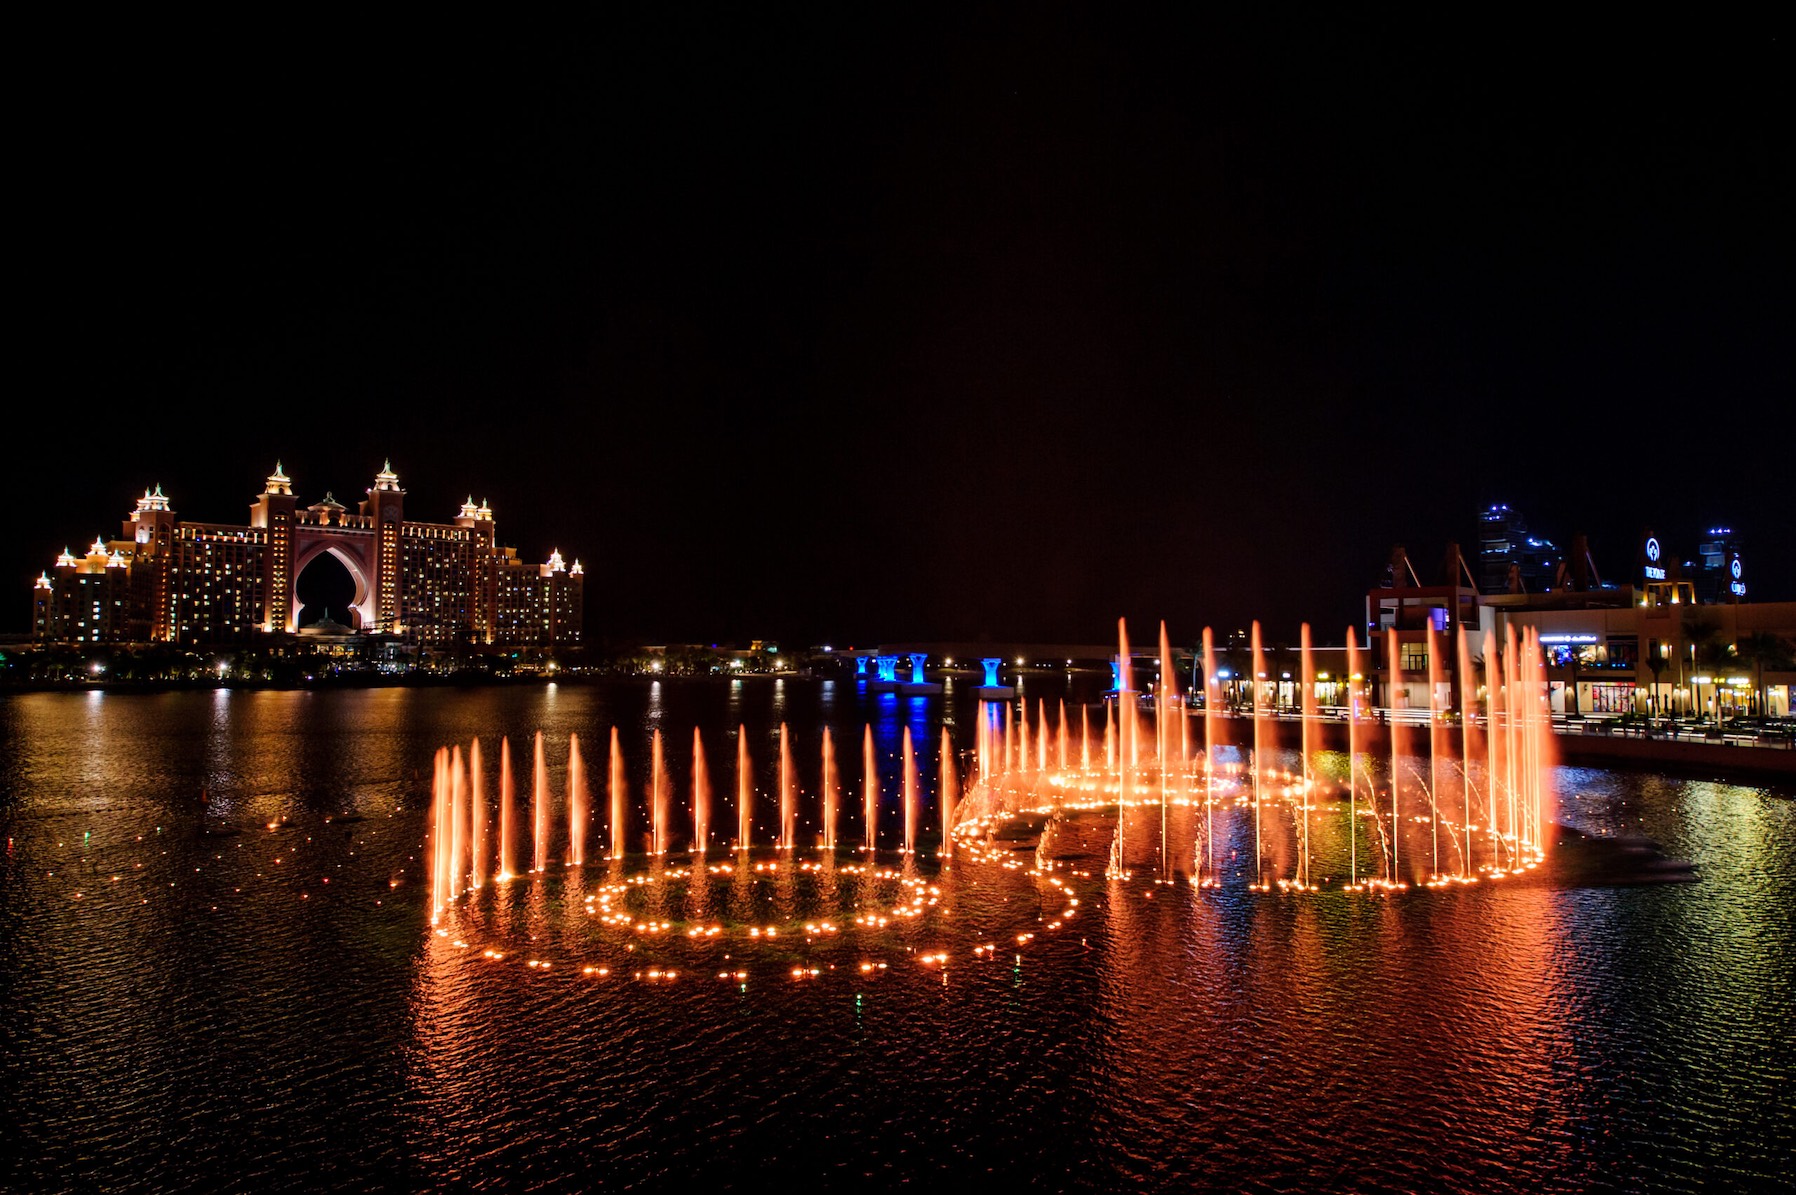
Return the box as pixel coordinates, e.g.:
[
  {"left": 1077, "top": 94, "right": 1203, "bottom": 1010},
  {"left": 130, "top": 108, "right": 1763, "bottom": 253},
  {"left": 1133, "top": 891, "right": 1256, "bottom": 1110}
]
[{"left": 32, "top": 463, "right": 583, "bottom": 647}]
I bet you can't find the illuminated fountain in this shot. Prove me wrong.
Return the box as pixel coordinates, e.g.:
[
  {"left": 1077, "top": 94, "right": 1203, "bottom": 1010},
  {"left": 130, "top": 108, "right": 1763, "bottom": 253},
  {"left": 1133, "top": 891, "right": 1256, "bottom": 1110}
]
[
  {"left": 651, "top": 729, "right": 668, "bottom": 855},
  {"left": 531, "top": 732, "right": 549, "bottom": 872},
  {"left": 567, "top": 733, "right": 588, "bottom": 866},
  {"left": 951, "top": 616, "right": 1555, "bottom": 894},
  {"left": 691, "top": 728, "right": 711, "bottom": 854},
  {"left": 608, "top": 728, "right": 626, "bottom": 861},
  {"left": 736, "top": 727, "right": 752, "bottom": 851},
  {"left": 902, "top": 727, "right": 918, "bottom": 853},
  {"left": 939, "top": 726, "right": 957, "bottom": 856},
  {"left": 862, "top": 727, "right": 878, "bottom": 851},
  {"left": 498, "top": 736, "right": 517, "bottom": 880},
  {"left": 424, "top": 615, "right": 1558, "bottom": 930},
  {"left": 821, "top": 728, "right": 839, "bottom": 851},
  {"left": 779, "top": 724, "right": 796, "bottom": 850}
]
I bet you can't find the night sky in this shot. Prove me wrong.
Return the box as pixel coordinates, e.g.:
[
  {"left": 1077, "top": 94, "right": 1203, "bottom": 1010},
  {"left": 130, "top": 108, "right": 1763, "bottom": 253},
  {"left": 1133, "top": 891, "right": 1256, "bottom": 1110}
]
[{"left": 13, "top": 16, "right": 1791, "bottom": 647}]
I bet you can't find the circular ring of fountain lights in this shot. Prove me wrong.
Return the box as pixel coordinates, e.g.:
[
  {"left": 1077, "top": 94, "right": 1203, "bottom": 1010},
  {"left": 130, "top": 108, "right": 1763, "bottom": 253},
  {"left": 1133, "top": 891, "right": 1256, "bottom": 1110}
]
[
  {"left": 430, "top": 848, "right": 1081, "bottom": 987},
  {"left": 426, "top": 620, "right": 1556, "bottom": 984}
]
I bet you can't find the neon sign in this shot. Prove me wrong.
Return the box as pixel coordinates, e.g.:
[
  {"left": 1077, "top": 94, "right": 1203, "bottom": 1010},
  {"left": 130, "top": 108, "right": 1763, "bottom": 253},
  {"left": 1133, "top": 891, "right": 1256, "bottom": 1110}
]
[
  {"left": 1539, "top": 633, "right": 1599, "bottom": 644},
  {"left": 1643, "top": 536, "right": 1666, "bottom": 580}
]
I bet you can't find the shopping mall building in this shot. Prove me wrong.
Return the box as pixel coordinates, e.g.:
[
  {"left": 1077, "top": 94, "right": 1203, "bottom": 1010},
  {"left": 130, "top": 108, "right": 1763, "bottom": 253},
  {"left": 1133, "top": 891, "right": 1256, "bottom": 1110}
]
[{"left": 1368, "top": 535, "right": 1793, "bottom": 719}]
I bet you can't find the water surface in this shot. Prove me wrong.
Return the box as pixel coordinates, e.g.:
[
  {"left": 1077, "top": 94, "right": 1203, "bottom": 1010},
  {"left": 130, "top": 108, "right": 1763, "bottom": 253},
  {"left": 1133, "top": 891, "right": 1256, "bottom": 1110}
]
[{"left": 2, "top": 682, "right": 1790, "bottom": 1192}]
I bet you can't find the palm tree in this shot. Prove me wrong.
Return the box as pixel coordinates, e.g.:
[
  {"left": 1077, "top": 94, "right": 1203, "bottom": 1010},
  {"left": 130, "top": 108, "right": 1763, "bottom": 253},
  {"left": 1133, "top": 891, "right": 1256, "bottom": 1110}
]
[
  {"left": 1736, "top": 632, "right": 1796, "bottom": 718},
  {"left": 1679, "top": 611, "right": 1722, "bottom": 720},
  {"left": 1645, "top": 646, "right": 1668, "bottom": 716},
  {"left": 1694, "top": 635, "right": 1740, "bottom": 723}
]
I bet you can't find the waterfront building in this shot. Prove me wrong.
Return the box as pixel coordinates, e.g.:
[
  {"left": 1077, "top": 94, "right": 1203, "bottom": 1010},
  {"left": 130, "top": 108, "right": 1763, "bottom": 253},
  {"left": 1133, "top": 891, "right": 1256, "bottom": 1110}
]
[
  {"left": 31, "top": 464, "right": 584, "bottom": 647},
  {"left": 1370, "top": 530, "right": 1793, "bottom": 719}
]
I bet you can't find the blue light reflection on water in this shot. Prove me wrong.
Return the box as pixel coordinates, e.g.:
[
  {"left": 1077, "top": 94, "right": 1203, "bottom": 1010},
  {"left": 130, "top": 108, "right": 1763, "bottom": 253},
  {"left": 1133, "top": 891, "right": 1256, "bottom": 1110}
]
[{"left": 0, "top": 681, "right": 1791, "bottom": 1193}]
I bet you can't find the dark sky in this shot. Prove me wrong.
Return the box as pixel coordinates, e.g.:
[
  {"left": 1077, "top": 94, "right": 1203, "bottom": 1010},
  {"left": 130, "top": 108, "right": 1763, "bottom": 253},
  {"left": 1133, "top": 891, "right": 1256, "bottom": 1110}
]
[{"left": 12, "top": 15, "right": 1792, "bottom": 647}]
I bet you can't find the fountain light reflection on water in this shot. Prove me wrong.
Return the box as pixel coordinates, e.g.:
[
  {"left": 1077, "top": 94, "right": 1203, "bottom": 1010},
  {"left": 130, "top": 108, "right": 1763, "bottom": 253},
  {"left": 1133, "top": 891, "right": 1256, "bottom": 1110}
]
[
  {"left": 425, "top": 618, "right": 1561, "bottom": 988},
  {"left": 5, "top": 676, "right": 1792, "bottom": 1191}
]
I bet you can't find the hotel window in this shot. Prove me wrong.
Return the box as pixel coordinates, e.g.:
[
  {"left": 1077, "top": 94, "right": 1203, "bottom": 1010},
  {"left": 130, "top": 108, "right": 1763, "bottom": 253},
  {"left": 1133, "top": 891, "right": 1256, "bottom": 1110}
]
[{"left": 1399, "top": 642, "right": 1428, "bottom": 671}]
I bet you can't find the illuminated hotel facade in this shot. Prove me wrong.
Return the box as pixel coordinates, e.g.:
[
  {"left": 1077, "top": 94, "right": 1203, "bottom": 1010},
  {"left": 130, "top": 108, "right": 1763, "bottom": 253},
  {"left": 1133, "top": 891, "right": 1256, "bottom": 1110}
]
[{"left": 32, "top": 463, "right": 584, "bottom": 647}]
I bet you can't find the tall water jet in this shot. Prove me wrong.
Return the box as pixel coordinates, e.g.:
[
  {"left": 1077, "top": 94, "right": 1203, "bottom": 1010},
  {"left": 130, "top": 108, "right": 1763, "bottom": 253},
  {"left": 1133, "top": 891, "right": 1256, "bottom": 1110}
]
[
  {"left": 736, "top": 726, "right": 752, "bottom": 851},
  {"left": 499, "top": 736, "right": 516, "bottom": 880},
  {"left": 469, "top": 737, "right": 488, "bottom": 889},
  {"left": 1081, "top": 705, "right": 1091, "bottom": 773},
  {"left": 939, "top": 726, "right": 957, "bottom": 854},
  {"left": 1119, "top": 617, "right": 1138, "bottom": 771},
  {"left": 1202, "top": 625, "right": 1218, "bottom": 882},
  {"left": 450, "top": 745, "right": 467, "bottom": 900},
  {"left": 532, "top": 731, "right": 549, "bottom": 873},
  {"left": 1386, "top": 626, "right": 1404, "bottom": 885},
  {"left": 430, "top": 748, "right": 447, "bottom": 921},
  {"left": 1036, "top": 699, "right": 1048, "bottom": 773},
  {"left": 1250, "top": 620, "right": 1267, "bottom": 887},
  {"left": 609, "top": 727, "right": 627, "bottom": 860},
  {"left": 1426, "top": 626, "right": 1446, "bottom": 880},
  {"left": 692, "top": 728, "right": 711, "bottom": 854},
  {"left": 1504, "top": 623, "right": 1521, "bottom": 865},
  {"left": 1158, "top": 621, "right": 1176, "bottom": 876},
  {"left": 651, "top": 728, "right": 668, "bottom": 855},
  {"left": 1346, "top": 628, "right": 1363, "bottom": 887},
  {"left": 977, "top": 702, "right": 991, "bottom": 782},
  {"left": 1456, "top": 625, "right": 1481, "bottom": 879},
  {"left": 1113, "top": 616, "right": 1133, "bottom": 877},
  {"left": 567, "top": 732, "right": 588, "bottom": 866},
  {"left": 1017, "top": 702, "right": 1030, "bottom": 776},
  {"left": 1484, "top": 629, "right": 1504, "bottom": 872},
  {"left": 1517, "top": 627, "right": 1550, "bottom": 858},
  {"left": 1299, "top": 623, "right": 1317, "bottom": 889},
  {"left": 821, "top": 728, "right": 839, "bottom": 850},
  {"left": 779, "top": 723, "right": 796, "bottom": 850},
  {"left": 862, "top": 726, "right": 878, "bottom": 851},
  {"left": 902, "top": 726, "right": 918, "bottom": 854}
]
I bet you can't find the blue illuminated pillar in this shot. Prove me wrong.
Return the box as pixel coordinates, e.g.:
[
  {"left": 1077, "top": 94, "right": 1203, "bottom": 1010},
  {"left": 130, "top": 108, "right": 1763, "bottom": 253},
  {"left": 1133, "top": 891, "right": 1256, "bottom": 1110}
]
[
  {"left": 908, "top": 653, "right": 927, "bottom": 685},
  {"left": 1110, "top": 661, "right": 1122, "bottom": 692},
  {"left": 876, "top": 656, "right": 898, "bottom": 683},
  {"left": 855, "top": 656, "right": 869, "bottom": 676},
  {"left": 981, "top": 658, "right": 1002, "bottom": 687}
]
